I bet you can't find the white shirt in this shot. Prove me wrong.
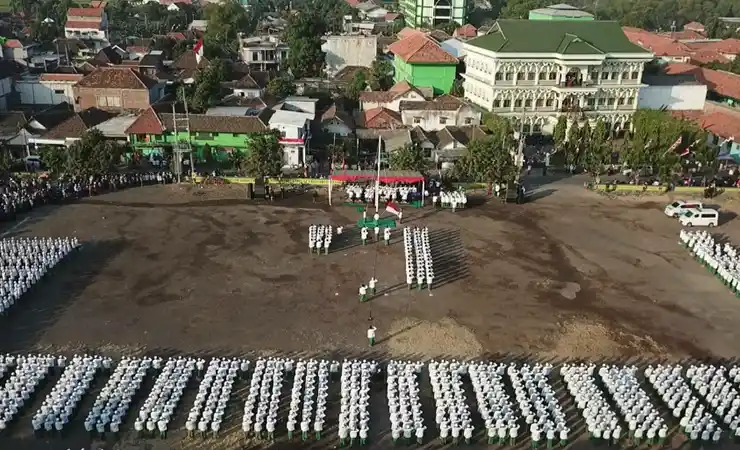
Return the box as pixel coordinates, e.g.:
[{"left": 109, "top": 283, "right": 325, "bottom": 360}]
[{"left": 367, "top": 327, "right": 376, "bottom": 339}]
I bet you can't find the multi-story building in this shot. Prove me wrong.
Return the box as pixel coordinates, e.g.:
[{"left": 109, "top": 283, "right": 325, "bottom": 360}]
[
  {"left": 238, "top": 34, "right": 289, "bottom": 71},
  {"left": 65, "top": 7, "right": 108, "bottom": 42},
  {"left": 389, "top": 35, "right": 458, "bottom": 95},
  {"left": 462, "top": 19, "right": 653, "bottom": 134},
  {"left": 399, "top": 0, "right": 467, "bottom": 28},
  {"left": 73, "top": 67, "right": 164, "bottom": 112}
]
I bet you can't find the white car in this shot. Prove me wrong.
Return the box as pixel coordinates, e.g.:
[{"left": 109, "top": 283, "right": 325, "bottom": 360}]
[
  {"left": 664, "top": 200, "right": 703, "bottom": 218},
  {"left": 679, "top": 208, "right": 719, "bottom": 227}
]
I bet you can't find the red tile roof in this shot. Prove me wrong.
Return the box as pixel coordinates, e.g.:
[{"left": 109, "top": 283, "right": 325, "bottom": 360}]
[
  {"left": 454, "top": 24, "right": 477, "bottom": 38},
  {"left": 3, "top": 39, "right": 23, "bottom": 49},
  {"left": 40, "top": 74, "right": 85, "bottom": 82},
  {"left": 684, "top": 21, "right": 705, "bottom": 32},
  {"left": 698, "top": 39, "right": 740, "bottom": 55},
  {"left": 385, "top": 12, "right": 400, "bottom": 21},
  {"left": 125, "top": 107, "right": 165, "bottom": 135},
  {"left": 65, "top": 21, "right": 102, "bottom": 30},
  {"left": 656, "top": 30, "right": 706, "bottom": 40},
  {"left": 344, "top": 0, "right": 361, "bottom": 6},
  {"left": 359, "top": 80, "right": 424, "bottom": 103},
  {"left": 75, "top": 67, "right": 158, "bottom": 90},
  {"left": 690, "top": 50, "right": 730, "bottom": 65},
  {"left": 167, "top": 32, "right": 187, "bottom": 41},
  {"left": 362, "top": 107, "right": 402, "bottom": 129},
  {"left": 671, "top": 105, "right": 740, "bottom": 140},
  {"left": 388, "top": 35, "right": 457, "bottom": 64},
  {"left": 44, "top": 108, "right": 114, "bottom": 139},
  {"left": 397, "top": 27, "right": 425, "bottom": 40},
  {"left": 664, "top": 63, "right": 740, "bottom": 101},
  {"left": 622, "top": 27, "right": 692, "bottom": 57},
  {"left": 126, "top": 46, "right": 149, "bottom": 54},
  {"left": 67, "top": 7, "right": 104, "bottom": 17}
]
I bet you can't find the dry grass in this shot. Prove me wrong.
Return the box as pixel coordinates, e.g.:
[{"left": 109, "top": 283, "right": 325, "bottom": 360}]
[{"left": 384, "top": 317, "right": 483, "bottom": 359}]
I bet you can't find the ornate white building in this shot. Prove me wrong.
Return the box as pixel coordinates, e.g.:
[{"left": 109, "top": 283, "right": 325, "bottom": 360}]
[{"left": 462, "top": 20, "right": 654, "bottom": 134}]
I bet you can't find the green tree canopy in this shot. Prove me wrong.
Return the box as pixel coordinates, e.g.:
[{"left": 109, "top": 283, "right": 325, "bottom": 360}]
[
  {"left": 266, "top": 75, "right": 297, "bottom": 98},
  {"left": 39, "top": 145, "right": 67, "bottom": 174},
  {"left": 454, "top": 136, "right": 517, "bottom": 185},
  {"left": 65, "top": 130, "right": 125, "bottom": 176},
  {"left": 367, "top": 60, "right": 393, "bottom": 91},
  {"left": 204, "top": 0, "right": 260, "bottom": 54},
  {"left": 388, "top": 144, "right": 427, "bottom": 171},
  {"left": 284, "top": 12, "right": 326, "bottom": 78},
  {"left": 180, "top": 58, "right": 230, "bottom": 113},
  {"left": 244, "top": 134, "right": 284, "bottom": 178},
  {"left": 344, "top": 72, "right": 367, "bottom": 102},
  {"left": 553, "top": 116, "right": 567, "bottom": 149}
]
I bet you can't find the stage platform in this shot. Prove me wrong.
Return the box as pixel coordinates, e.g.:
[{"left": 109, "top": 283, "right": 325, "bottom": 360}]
[{"left": 343, "top": 200, "right": 424, "bottom": 209}]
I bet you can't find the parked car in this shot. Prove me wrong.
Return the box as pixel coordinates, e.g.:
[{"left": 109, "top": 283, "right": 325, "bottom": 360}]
[
  {"left": 679, "top": 208, "right": 719, "bottom": 227},
  {"left": 664, "top": 200, "right": 703, "bottom": 218}
]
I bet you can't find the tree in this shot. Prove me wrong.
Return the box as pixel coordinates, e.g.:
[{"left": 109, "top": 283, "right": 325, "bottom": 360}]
[
  {"left": 388, "top": 144, "right": 426, "bottom": 171},
  {"left": 284, "top": 12, "right": 326, "bottom": 78},
  {"left": 39, "top": 145, "right": 67, "bottom": 174},
  {"left": 435, "top": 21, "right": 459, "bottom": 35},
  {"left": 327, "top": 142, "right": 349, "bottom": 168},
  {"left": 244, "top": 134, "right": 283, "bottom": 178},
  {"left": 367, "top": 60, "right": 393, "bottom": 91},
  {"left": 0, "top": 146, "right": 12, "bottom": 174},
  {"left": 229, "top": 151, "right": 246, "bottom": 175},
  {"left": 450, "top": 79, "right": 465, "bottom": 97},
  {"left": 202, "top": 144, "right": 214, "bottom": 164},
  {"left": 553, "top": 116, "right": 567, "bottom": 150},
  {"left": 564, "top": 121, "right": 580, "bottom": 168},
  {"left": 592, "top": 119, "right": 609, "bottom": 147},
  {"left": 344, "top": 71, "right": 367, "bottom": 101},
  {"left": 65, "top": 130, "right": 124, "bottom": 176},
  {"left": 482, "top": 113, "right": 516, "bottom": 150},
  {"left": 583, "top": 142, "right": 608, "bottom": 182},
  {"left": 204, "top": 0, "right": 259, "bottom": 55},
  {"left": 180, "top": 58, "right": 230, "bottom": 112},
  {"left": 266, "top": 76, "right": 297, "bottom": 98},
  {"left": 454, "top": 136, "right": 517, "bottom": 186}
]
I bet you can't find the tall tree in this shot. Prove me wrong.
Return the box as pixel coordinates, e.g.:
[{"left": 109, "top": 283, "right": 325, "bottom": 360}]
[
  {"left": 39, "top": 145, "right": 67, "bottom": 174},
  {"left": 344, "top": 72, "right": 367, "bottom": 102},
  {"left": 266, "top": 76, "right": 297, "bottom": 98},
  {"left": 180, "top": 58, "right": 230, "bottom": 112},
  {"left": 66, "top": 130, "right": 124, "bottom": 176},
  {"left": 388, "top": 144, "right": 426, "bottom": 171},
  {"left": 244, "top": 134, "right": 283, "bottom": 178},
  {"left": 204, "top": 0, "right": 259, "bottom": 51},
  {"left": 284, "top": 12, "right": 326, "bottom": 78},
  {"left": 454, "top": 136, "right": 517, "bottom": 186},
  {"left": 367, "top": 60, "right": 393, "bottom": 91},
  {"left": 552, "top": 116, "right": 567, "bottom": 150}
]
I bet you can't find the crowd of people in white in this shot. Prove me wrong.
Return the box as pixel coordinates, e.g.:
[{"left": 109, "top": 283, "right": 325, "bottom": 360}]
[
  {"left": 338, "top": 360, "right": 376, "bottom": 446},
  {"left": 680, "top": 230, "right": 740, "bottom": 294},
  {"left": 387, "top": 361, "right": 424, "bottom": 444},
  {"left": 135, "top": 357, "right": 195, "bottom": 438},
  {"left": 308, "top": 225, "right": 334, "bottom": 255},
  {"left": 242, "top": 357, "right": 289, "bottom": 440},
  {"left": 0, "top": 237, "right": 79, "bottom": 315},
  {"left": 32, "top": 355, "right": 107, "bottom": 436},
  {"left": 345, "top": 184, "right": 418, "bottom": 205},
  {"left": 85, "top": 357, "right": 148, "bottom": 436},
  {"left": 11, "top": 356, "right": 740, "bottom": 445},
  {"left": 428, "top": 360, "right": 473, "bottom": 444},
  {"left": 599, "top": 365, "right": 665, "bottom": 445},
  {"left": 186, "top": 358, "right": 246, "bottom": 438},
  {"left": 432, "top": 190, "right": 468, "bottom": 211},
  {"left": 562, "top": 363, "right": 619, "bottom": 445},
  {"left": 403, "top": 227, "right": 434, "bottom": 290}
]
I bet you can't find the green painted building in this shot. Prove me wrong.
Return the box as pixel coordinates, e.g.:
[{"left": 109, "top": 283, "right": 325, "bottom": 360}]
[
  {"left": 399, "top": 0, "right": 467, "bottom": 28},
  {"left": 125, "top": 106, "right": 271, "bottom": 162},
  {"left": 528, "top": 3, "right": 594, "bottom": 21},
  {"left": 389, "top": 35, "right": 458, "bottom": 95}
]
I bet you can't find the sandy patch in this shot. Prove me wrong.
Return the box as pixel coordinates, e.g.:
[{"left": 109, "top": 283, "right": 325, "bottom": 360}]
[
  {"left": 541, "top": 318, "right": 667, "bottom": 360},
  {"left": 384, "top": 317, "right": 483, "bottom": 359}
]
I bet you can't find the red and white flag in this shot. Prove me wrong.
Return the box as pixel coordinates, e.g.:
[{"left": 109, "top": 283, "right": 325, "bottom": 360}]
[
  {"left": 666, "top": 136, "right": 683, "bottom": 153},
  {"left": 193, "top": 39, "right": 204, "bottom": 64},
  {"left": 385, "top": 202, "right": 401, "bottom": 217}
]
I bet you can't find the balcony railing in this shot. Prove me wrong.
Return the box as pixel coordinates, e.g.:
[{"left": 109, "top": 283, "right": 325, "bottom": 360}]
[{"left": 558, "top": 80, "right": 594, "bottom": 88}]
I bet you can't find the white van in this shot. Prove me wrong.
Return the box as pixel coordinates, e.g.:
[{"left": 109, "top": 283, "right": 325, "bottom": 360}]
[
  {"left": 679, "top": 208, "right": 719, "bottom": 227},
  {"left": 664, "top": 200, "right": 703, "bottom": 218}
]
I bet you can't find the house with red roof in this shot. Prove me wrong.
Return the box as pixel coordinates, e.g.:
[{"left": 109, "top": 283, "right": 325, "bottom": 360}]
[
  {"left": 663, "top": 63, "right": 740, "bottom": 107},
  {"left": 388, "top": 34, "right": 458, "bottom": 94},
  {"left": 65, "top": 7, "right": 108, "bottom": 42}
]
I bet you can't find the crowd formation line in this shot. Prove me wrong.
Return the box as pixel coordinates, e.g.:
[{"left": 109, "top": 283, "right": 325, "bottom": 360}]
[{"left": 6, "top": 357, "right": 740, "bottom": 446}]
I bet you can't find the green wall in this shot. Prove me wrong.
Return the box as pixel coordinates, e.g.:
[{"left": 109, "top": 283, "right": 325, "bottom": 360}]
[
  {"left": 394, "top": 58, "right": 456, "bottom": 94},
  {"left": 129, "top": 131, "right": 257, "bottom": 162}
]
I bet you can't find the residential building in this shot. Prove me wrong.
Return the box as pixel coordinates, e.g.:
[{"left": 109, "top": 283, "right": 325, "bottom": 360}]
[
  {"left": 357, "top": 107, "right": 403, "bottom": 129},
  {"left": 126, "top": 105, "right": 270, "bottom": 160},
  {"left": 454, "top": 24, "right": 477, "bottom": 39},
  {"left": 278, "top": 97, "right": 319, "bottom": 115},
  {"left": 623, "top": 27, "right": 740, "bottom": 65},
  {"left": 73, "top": 67, "right": 164, "bottom": 112},
  {"left": 399, "top": 94, "right": 481, "bottom": 130},
  {"left": 17, "top": 73, "right": 85, "bottom": 106},
  {"left": 91, "top": 114, "right": 139, "bottom": 142},
  {"left": 65, "top": 7, "right": 108, "bottom": 41},
  {"left": 171, "top": 50, "right": 208, "bottom": 83},
  {"left": 528, "top": 3, "right": 594, "bottom": 21},
  {"left": 322, "top": 35, "right": 378, "bottom": 76},
  {"left": 0, "top": 61, "right": 19, "bottom": 111},
  {"left": 321, "top": 103, "right": 355, "bottom": 137},
  {"left": 663, "top": 63, "right": 740, "bottom": 107},
  {"left": 268, "top": 109, "right": 313, "bottom": 166},
  {"left": 355, "top": 2, "right": 389, "bottom": 21},
  {"left": 359, "top": 81, "right": 428, "bottom": 111},
  {"left": 462, "top": 20, "right": 654, "bottom": 134},
  {"left": 389, "top": 35, "right": 458, "bottom": 95},
  {"left": 637, "top": 72, "right": 706, "bottom": 111},
  {"left": 672, "top": 102, "right": 740, "bottom": 161},
  {"left": 398, "top": 0, "right": 467, "bottom": 28},
  {"left": 138, "top": 51, "right": 165, "bottom": 79},
  {"left": 238, "top": 34, "right": 289, "bottom": 71},
  {"left": 222, "top": 71, "right": 271, "bottom": 98},
  {"left": 29, "top": 107, "right": 114, "bottom": 147},
  {"left": 428, "top": 125, "right": 487, "bottom": 161},
  {"left": 2, "top": 39, "right": 40, "bottom": 65}
]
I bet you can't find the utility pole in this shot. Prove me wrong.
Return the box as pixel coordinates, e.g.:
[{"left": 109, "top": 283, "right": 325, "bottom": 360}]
[{"left": 172, "top": 86, "right": 195, "bottom": 183}]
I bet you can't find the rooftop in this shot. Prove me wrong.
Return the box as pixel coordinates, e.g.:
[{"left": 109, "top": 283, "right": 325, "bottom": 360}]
[
  {"left": 530, "top": 3, "right": 594, "bottom": 18},
  {"left": 75, "top": 67, "right": 159, "bottom": 89},
  {"left": 67, "top": 7, "right": 104, "bottom": 17},
  {"left": 664, "top": 63, "right": 740, "bottom": 101},
  {"left": 671, "top": 102, "right": 740, "bottom": 141},
  {"left": 469, "top": 20, "right": 649, "bottom": 55},
  {"left": 388, "top": 35, "right": 458, "bottom": 64}
]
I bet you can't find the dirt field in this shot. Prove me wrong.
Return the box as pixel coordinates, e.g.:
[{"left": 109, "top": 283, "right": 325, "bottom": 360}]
[{"left": 2, "top": 175, "right": 740, "bottom": 449}]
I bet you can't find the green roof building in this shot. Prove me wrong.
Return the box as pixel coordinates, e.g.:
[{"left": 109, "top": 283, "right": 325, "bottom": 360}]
[
  {"left": 461, "top": 20, "right": 653, "bottom": 135},
  {"left": 528, "top": 3, "right": 594, "bottom": 21},
  {"left": 399, "top": 0, "right": 467, "bottom": 28}
]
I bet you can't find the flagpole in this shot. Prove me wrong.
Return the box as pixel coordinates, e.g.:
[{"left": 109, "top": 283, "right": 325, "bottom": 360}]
[{"left": 375, "top": 134, "right": 381, "bottom": 214}]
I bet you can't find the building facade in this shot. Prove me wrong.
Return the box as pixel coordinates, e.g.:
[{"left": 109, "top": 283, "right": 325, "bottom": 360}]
[
  {"left": 65, "top": 7, "right": 108, "bottom": 41},
  {"left": 399, "top": 0, "right": 467, "bottom": 28},
  {"left": 462, "top": 20, "right": 653, "bottom": 134},
  {"left": 73, "top": 67, "right": 164, "bottom": 112},
  {"left": 389, "top": 35, "right": 458, "bottom": 95},
  {"left": 17, "top": 74, "right": 84, "bottom": 106},
  {"left": 238, "top": 34, "right": 289, "bottom": 71}
]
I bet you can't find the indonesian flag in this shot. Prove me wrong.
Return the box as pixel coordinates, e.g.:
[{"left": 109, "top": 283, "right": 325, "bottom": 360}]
[
  {"left": 193, "top": 39, "right": 204, "bottom": 64},
  {"left": 385, "top": 201, "right": 401, "bottom": 217},
  {"left": 666, "top": 136, "right": 683, "bottom": 153}
]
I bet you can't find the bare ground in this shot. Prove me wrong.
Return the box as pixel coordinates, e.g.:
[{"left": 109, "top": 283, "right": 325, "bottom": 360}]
[{"left": 1, "top": 177, "right": 740, "bottom": 449}]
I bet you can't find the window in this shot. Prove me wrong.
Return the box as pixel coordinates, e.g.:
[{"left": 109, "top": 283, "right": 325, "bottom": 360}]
[
  {"left": 423, "top": 147, "right": 432, "bottom": 158},
  {"left": 252, "top": 52, "right": 258, "bottom": 61},
  {"left": 495, "top": 72, "right": 502, "bottom": 80},
  {"left": 413, "top": 117, "right": 422, "bottom": 124},
  {"left": 545, "top": 99, "right": 553, "bottom": 107},
  {"left": 548, "top": 72, "right": 557, "bottom": 80},
  {"left": 617, "top": 97, "right": 625, "bottom": 105},
  {"left": 590, "top": 71, "right": 598, "bottom": 81},
  {"left": 533, "top": 123, "right": 542, "bottom": 133},
  {"left": 630, "top": 71, "right": 639, "bottom": 79},
  {"left": 232, "top": 133, "right": 240, "bottom": 137},
  {"left": 96, "top": 96, "right": 120, "bottom": 108},
  {"left": 524, "top": 99, "right": 532, "bottom": 107},
  {"left": 601, "top": 71, "right": 609, "bottom": 80},
  {"left": 439, "top": 117, "right": 448, "bottom": 125},
  {"left": 587, "top": 98, "right": 595, "bottom": 106},
  {"left": 627, "top": 97, "right": 635, "bottom": 105},
  {"left": 493, "top": 100, "right": 501, "bottom": 108},
  {"left": 514, "top": 99, "right": 522, "bottom": 108},
  {"left": 280, "top": 130, "right": 287, "bottom": 138},
  {"left": 517, "top": 72, "right": 525, "bottom": 80},
  {"left": 54, "top": 89, "right": 65, "bottom": 95},
  {"left": 535, "top": 99, "right": 544, "bottom": 107},
  {"left": 522, "top": 124, "right": 531, "bottom": 134},
  {"left": 527, "top": 72, "right": 535, "bottom": 81},
  {"left": 464, "top": 117, "right": 473, "bottom": 124},
  {"left": 196, "top": 132, "right": 213, "bottom": 140},
  {"left": 503, "top": 99, "right": 511, "bottom": 108},
  {"left": 598, "top": 98, "right": 606, "bottom": 105},
  {"left": 505, "top": 72, "right": 513, "bottom": 80},
  {"left": 622, "top": 72, "right": 629, "bottom": 80},
  {"left": 611, "top": 71, "right": 618, "bottom": 80},
  {"left": 607, "top": 97, "right": 615, "bottom": 105}
]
